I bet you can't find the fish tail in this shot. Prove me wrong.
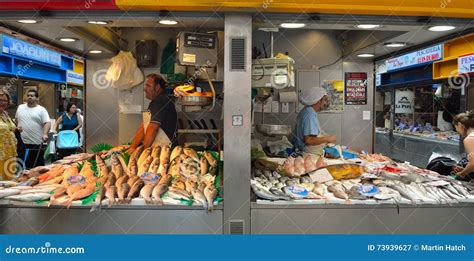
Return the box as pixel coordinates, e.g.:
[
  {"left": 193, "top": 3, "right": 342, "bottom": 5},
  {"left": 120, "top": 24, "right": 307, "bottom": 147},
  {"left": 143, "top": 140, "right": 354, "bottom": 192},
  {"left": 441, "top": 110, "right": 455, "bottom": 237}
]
[
  {"left": 207, "top": 201, "right": 214, "bottom": 212},
  {"left": 98, "top": 198, "right": 103, "bottom": 209},
  {"left": 48, "top": 196, "right": 56, "bottom": 207},
  {"left": 66, "top": 199, "right": 73, "bottom": 209}
]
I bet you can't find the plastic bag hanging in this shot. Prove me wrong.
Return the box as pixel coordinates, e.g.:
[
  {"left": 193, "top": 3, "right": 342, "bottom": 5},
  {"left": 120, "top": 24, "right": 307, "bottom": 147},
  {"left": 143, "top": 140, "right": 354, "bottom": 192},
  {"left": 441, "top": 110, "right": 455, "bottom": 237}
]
[{"left": 105, "top": 51, "right": 145, "bottom": 90}]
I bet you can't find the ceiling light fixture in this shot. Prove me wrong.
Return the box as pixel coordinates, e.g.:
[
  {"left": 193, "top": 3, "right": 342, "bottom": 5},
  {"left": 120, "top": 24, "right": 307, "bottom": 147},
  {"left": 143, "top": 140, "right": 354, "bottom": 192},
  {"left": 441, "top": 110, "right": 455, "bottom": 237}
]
[
  {"left": 17, "top": 20, "right": 38, "bottom": 24},
  {"left": 280, "top": 23, "right": 306, "bottom": 29},
  {"left": 428, "top": 25, "right": 455, "bottom": 32},
  {"left": 58, "top": 37, "right": 78, "bottom": 42},
  {"left": 159, "top": 20, "right": 178, "bottom": 25},
  {"left": 89, "top": 50, "right": 103, "bottom": 54},
  {"left": 88, "top": 21, "right": 109, "bottom": 25},
  {"left": 357, "top": 53, "right": 375, "bottom": 58},
  {"left": 355, "top": 24, "right": 380, "bottom": 29},
  {"left": 384, "top": 42, "right": 407, "bottom": 48}
]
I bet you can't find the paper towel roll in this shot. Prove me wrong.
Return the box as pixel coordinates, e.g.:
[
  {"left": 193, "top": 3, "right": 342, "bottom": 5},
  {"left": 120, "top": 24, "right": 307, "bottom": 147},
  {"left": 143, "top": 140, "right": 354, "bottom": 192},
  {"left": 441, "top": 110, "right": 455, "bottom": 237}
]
[{"left": 279, "top": 91, "right": 297, "bottom": 102}]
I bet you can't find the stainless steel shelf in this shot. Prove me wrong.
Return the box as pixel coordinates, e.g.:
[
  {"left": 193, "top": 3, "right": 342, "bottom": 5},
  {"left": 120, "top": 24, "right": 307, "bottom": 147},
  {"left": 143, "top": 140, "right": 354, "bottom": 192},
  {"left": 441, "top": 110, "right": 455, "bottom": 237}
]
[{"left": 177, "top": 129, "right": 220, "bottom": 134}]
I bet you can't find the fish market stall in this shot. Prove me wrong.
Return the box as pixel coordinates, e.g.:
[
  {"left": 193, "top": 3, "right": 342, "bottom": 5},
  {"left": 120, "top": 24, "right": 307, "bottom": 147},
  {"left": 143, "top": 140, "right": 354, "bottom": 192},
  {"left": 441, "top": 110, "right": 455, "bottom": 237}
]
[
  {"left": 250, "top": 147, "right": 474, "bottom": 234},
  {"left": 374, "top": 35, "right": 474, "bottom": 168},
  {"left": 0, "top": 12, "right": 230, "bottom": 234},
  {"left": 0, "top": 145, "right": 223, "bottom": 234}
]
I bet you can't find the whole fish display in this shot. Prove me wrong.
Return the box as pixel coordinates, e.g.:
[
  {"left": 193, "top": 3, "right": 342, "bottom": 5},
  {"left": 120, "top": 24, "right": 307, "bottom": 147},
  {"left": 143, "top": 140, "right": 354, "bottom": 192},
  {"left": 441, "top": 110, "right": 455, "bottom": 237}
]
[
  {"left": 327, "top": 182, "right": 349, "bottom": 201},
  {"left": 105, "top": 175, "right": 116, "bottom": 188},
  {"left": 0, "top": 188, "right": 21, "bottom": 199},
  {"left": 95, "top": 154, "right": 107, "bottom": 174},
  {"left": 3, "top": 144, "right": 221, "bottom": 210},
  {"left": 100, "top": 145, "right": 130, "bottom": 157},
  {"left": 170, "top": 146, "right": 182, "bottom": 163},
  {"left": 148, "top": 158, "right": 161, "bottom": 174},
  {"left": 137, "top": 147, "right": 152, "bottom": 168},
  {"left": 115, "top": 175, "right": 129, "bottom": 188},
  {"left": 140, "top": 183, "right": 156, "bottom": 204},
  {"left": 191, "top": 188, "right": 208, "bottom": 210},
  {"left": 6, "top": 192, "right": 51, "bottom": 202},
  {"left": 66, "top": 183, "right": 96, "bottom": 208},
  {"left": 137, "top": 155, "right": 154, "bottom": 177},
  {"left": 183, "top": 148, "right": 199, "bottom": 161},
  {"left": 203, "top": 185, "right": 218, "bottom": 211},
  {"left": 160, "top": 146, "right": 171, "bottom": 165},
  {"left": 252, "top": 153, "right": 474, "bottom": 204},
  {"left": 117, "top": 183, "right": 131, "bottom": 204},
  {"left": 105, "top": 186, "right": 117, "bottom": 207},
  {"left": 152, "top": 184, "right": 168, "bottom": 205},
  {"left": 151, "top": 146, "right": 162, "bottom": 159},
  {"left": 91, "top": 185, "right": 106, "bottom": 212},
  {"left": 110, "top": 154, "right": 124, "bottom": 179},
  {"left": 126, "top": 180, "right": 144, "bottom": 203}
]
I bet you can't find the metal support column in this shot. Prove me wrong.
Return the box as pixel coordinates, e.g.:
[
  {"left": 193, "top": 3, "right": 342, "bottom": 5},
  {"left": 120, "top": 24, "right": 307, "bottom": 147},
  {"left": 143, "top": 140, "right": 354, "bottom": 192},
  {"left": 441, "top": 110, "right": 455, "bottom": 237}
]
[
  {"left": 223, "top": 13, "right": 252, "bottom": 234},
  {"left": 390, "top": 88, "right": 396, "bottom": 141}
]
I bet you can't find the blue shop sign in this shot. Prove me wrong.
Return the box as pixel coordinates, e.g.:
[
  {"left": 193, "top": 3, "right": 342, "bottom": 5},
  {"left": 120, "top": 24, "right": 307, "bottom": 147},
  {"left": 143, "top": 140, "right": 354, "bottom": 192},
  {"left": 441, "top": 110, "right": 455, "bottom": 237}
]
[
  {"left": 1, "top": 34, "right": 62, "bottom": 67},
  {"left": 386, "top": 44, "right": 443, "bottom": 72},
  {"left": 67, "top": 71, "right": 84, "bottom": 86}
]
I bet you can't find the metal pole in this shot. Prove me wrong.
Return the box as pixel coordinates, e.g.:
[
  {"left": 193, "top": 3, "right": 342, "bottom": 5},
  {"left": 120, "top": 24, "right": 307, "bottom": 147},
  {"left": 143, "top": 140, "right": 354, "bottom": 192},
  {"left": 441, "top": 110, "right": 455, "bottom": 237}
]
[
  {"left": 390, "top": 88, "right": 396, "bottom": 137},
  {"left": 223, "top": 13, "right": 252, "bottom": 234},
  {"left": 270, "top": 31, "right": 274, "bottom": 58}
]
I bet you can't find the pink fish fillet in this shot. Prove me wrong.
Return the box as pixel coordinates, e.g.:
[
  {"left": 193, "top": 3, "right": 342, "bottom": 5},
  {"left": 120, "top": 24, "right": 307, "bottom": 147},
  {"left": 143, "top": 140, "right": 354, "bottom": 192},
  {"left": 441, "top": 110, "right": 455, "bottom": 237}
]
[
  {"left": 304, "top": 154, "right": 318, "bottom": 173},
  {"left": 294, "top": 156, "right": 305, "bottom": 175},
  {"left": 283, "top": 157, "right": 295, "bottom": 175}
]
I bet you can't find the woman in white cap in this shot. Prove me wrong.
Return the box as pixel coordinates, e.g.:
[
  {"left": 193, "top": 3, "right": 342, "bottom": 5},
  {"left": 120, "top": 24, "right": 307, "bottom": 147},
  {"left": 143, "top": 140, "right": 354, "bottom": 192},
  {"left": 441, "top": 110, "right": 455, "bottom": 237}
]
[{"left": 295, "top": 87, "right": 336, "bottom": 155}]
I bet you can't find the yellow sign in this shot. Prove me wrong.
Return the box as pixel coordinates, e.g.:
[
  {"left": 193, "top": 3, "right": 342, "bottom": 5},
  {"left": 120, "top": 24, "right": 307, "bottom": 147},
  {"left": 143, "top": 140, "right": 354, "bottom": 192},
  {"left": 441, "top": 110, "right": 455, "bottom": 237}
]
[{"left": 116, "top": 0, "right": 474, "bottom": 18}]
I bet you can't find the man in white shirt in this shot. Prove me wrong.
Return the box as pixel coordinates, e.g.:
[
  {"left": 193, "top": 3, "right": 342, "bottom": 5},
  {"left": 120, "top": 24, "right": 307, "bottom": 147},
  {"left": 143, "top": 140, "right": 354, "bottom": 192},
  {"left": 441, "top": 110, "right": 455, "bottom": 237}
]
[{"left": 15, "top": 89, "right": 51, "bottom": 168}]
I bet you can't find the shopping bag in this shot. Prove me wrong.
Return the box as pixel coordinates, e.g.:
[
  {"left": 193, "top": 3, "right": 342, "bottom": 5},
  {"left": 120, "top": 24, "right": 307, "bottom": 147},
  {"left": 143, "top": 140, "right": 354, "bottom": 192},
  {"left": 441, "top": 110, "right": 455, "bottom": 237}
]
[{"left": 105, "top": 51, "right": 144, "bottom": 90}]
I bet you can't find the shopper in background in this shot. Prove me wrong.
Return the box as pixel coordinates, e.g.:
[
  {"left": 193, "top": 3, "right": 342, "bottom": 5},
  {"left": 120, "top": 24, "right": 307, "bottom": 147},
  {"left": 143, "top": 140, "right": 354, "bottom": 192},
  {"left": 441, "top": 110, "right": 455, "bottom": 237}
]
[
  {"left": 127, "top": 74, "right": 177, "bottom": 154},
  {"left": 53, "top": 102, "right": 83, "bottom": 158},
  {"left": 452, "top": 111, "right": 474, "bottom": 181},
  {"left": 15, "top": 89, "right": 51, "bottom": 168},
  {"left": 0, "top": 89, "right": 19, "bottom": 180},
  {"left": 295, "top": 87, "right": 337, "bottom": 155}
]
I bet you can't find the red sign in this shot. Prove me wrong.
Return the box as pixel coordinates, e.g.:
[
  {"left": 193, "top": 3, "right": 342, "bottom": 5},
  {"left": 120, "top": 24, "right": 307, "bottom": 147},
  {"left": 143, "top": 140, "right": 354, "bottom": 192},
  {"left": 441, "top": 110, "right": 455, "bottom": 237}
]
[
  {"left": 0, "top": 0, "right": 117, "bottom": 10},
  {"left": 344, "top": 72, "right": 367, "bottom": 105}
]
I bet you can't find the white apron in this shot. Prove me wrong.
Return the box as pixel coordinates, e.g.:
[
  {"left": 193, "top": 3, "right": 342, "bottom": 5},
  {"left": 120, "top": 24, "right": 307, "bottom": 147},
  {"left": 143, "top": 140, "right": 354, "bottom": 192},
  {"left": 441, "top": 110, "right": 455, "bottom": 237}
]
[{"left": 142, "top": 111, "right": 171, "bottom": 147}]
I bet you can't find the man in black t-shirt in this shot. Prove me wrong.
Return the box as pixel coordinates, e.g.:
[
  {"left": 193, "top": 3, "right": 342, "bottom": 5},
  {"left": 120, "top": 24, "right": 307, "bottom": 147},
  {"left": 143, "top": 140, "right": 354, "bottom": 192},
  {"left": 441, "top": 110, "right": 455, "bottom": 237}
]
[{"left": 128, "top": 74, "right": 177, "bottom": 154}]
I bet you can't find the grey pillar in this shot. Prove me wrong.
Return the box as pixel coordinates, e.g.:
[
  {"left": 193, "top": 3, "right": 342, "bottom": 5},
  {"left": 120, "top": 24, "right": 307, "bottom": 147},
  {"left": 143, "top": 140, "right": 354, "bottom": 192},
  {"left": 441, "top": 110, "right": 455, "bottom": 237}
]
[{"left": 223, "top": 13, "right": 252, "bottom": 234}]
